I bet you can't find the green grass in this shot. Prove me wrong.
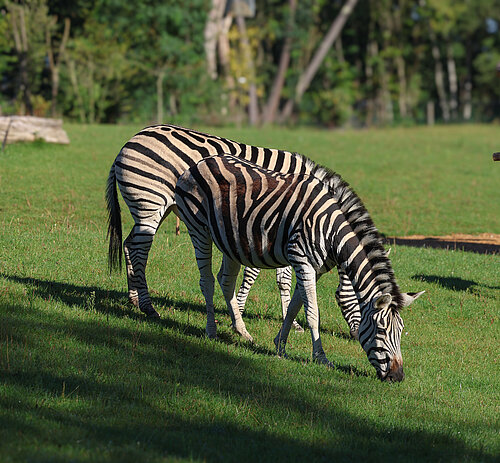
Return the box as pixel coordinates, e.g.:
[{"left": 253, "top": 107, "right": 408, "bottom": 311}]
[{"left": 0, "top": 124, "right": 499, "bottom": 462}]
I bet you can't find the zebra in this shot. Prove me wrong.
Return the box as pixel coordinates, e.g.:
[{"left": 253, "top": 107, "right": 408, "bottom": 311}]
[
  {"left": 106, "top": 124, "right": 358, "bottom": 334},
  {"left": 174, "top": 154, "right": 424, "bottom": 381}
]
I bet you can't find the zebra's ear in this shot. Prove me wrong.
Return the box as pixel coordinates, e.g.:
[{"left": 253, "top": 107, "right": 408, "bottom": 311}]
[
  {"left": 374, "top": 293, "right": 392, "bottom": 310},
  {"left": 400, "top": 291, "right": 425, "bottom": 308}
]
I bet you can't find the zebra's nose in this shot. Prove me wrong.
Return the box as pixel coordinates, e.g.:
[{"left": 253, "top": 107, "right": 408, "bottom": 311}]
[
  {"left": 382, "top": 356, "right": 405, "bottom": 382},
  {"left": 385, "top": 365, "right": 405, "bottom": 382}
]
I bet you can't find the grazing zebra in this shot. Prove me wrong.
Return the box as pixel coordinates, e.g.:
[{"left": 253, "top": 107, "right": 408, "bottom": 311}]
[
  {"left": 106, "top": 124, "right": 358, "bottom": 333},
  {"left": 174, "top": 155, "right": 423, "bottom": 381}
]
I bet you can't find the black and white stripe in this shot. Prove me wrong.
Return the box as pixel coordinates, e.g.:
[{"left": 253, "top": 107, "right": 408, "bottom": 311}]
[
  {"left": 106, "top": 124, "right": 360, "bottom": 332},
  {"left": 175, "top": 155, "right": 423, "bottom": 381},
  {"left": 106, "top": 124, "right": 311, "bottom": 318}
]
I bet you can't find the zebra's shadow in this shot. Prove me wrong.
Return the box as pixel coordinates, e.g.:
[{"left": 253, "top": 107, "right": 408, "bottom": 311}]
[
  {"left": 0, "top": 272, "right": 367, "bottom": 378},
  {"left": 412, "top": 274, "right": 500, "bottom": 292}
]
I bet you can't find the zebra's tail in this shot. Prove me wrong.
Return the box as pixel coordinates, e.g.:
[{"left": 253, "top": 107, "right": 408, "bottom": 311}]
[{"left": 106, "top": 163, "right": 122, "bottom": 272}]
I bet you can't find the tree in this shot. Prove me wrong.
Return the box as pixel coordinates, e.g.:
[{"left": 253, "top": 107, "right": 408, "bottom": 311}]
[
  {"left": 5, "top": 0, "right": 50, "bottom": 115},
  {"left": 279, "top": 0, "right": 359, "bottom": 122},
  {"left": 261, "top": 0, "right": 297, "bottom": 125},
  {"left": 45, "top": 16, "right": 70, "bottom": 117}
]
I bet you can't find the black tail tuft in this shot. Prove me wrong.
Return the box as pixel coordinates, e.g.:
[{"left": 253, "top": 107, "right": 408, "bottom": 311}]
[{"left": 106, "top": 164, "right": 122, "bottom": 272}]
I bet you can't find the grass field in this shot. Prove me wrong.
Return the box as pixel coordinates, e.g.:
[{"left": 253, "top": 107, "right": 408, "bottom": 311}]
[{"left": 0, "top": 123, "right": 499, "bottom": 462}]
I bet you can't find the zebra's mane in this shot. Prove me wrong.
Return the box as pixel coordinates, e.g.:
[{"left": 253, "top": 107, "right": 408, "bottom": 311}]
[{"left": 297, "top": 153, "right": 404, "bottom": 309}]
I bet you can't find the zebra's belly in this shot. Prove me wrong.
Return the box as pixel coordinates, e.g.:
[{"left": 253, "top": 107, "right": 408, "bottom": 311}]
[{"left": 211, "top": 233, "right": 290, "bottom": 270}]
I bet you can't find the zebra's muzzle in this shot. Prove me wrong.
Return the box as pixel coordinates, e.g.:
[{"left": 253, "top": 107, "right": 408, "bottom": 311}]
[
  {"left": 381, "top": 356, "right": 405, "bottom": 382},
  {"left": 382, "top": 366, "right": 405, "bottom": 382}
]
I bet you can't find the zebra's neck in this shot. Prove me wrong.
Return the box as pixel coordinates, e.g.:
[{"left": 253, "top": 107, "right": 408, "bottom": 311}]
[{"left": 321, "top": 172, "right": 403, "bottom": 310}]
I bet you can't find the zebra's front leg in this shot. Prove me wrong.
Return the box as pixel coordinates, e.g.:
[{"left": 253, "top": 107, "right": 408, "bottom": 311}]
[
  {"left": 218, "top": 256, "right": 253, "bottom": 342},
  {"left": 123, "top": 226, "right": 159, "bottom": 318},
  {"left": 192, "top": 235, "right": 217, "bottom": 338},
  {"left": 276, "top": 266, "right": 304, "bottom": 333},
  {"left": 295, "top": 265, "right": 333, "bottom": 367}
]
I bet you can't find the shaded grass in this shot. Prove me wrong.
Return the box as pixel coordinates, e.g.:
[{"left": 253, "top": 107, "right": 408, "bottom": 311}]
[{"left": 0, "top": 124, "right": 499, "bottom": 462}]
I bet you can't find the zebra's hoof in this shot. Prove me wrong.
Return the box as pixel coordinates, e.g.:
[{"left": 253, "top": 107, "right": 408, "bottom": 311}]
[
  {"left": 313, "top": 354, "right": 334, "bottom": 368},
  {"left": 273, "top": 336, "right": 288, "bottom": 358},
  {"left": 206, "top": 327, "right": 217, "bottom": 339},
  {"left": 146, "top": 310, "right": 160, "bottom": 319},
  {"left": 233, "top": 326, "right": 253, "bottom": 343},
  {"left": 292, "top": 320, "right": 305, "bottom": 333}
]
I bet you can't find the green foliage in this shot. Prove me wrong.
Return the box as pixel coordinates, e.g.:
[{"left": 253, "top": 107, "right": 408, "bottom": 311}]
[
  {"left": 301, "top": 57, "right": 357, "bottom": 126},
  {"left": 473, "top": 38, "right": 500, "bottom": 114},
  {"left": 0, "top": 124, "right": 498, "bottom": 461},
  {"left": 1, "top": 1, "right": 500, "bottom": 124},
  {"left": 61, "top": 18, "right": 132, "bottom": 122}
]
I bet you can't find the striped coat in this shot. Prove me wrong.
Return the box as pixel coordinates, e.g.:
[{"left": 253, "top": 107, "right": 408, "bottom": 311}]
[
  {"left": 175, "top": 155, "right": 423, "bottom": 381},
  {"left": 106, "top": 124, "right": 360, "bottom": 335}
]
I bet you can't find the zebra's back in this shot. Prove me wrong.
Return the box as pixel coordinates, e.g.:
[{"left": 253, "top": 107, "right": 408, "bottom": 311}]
[{"left": 114, "top": 124, "right": 308, "bottom": 219}]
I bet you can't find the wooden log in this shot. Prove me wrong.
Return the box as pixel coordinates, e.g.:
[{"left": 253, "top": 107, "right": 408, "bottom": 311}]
[
  {"left": 0, "top": 116, "right": 70, "bottom": 145},
  {"left": 493, "top": 152, "right": 500, "bottom": 161}
]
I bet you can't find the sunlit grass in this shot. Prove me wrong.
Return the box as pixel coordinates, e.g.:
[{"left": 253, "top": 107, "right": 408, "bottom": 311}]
[{"left": 0, "top": 123, "right": 498, "bottom": 462}]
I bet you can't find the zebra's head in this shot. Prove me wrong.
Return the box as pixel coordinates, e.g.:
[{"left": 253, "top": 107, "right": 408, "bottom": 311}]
[{"left": 358, "top": 291, "right": 424, "bottom": 382}]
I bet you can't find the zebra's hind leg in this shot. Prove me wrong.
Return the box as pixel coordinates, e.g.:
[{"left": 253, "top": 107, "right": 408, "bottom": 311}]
[
  {"left": 218, "top": 256, "right": 253, "bottom": 342},
  {"left": 276, "top": 266, "right": 304, "bottom": 333},
  {"left": 123, "top": 224, "right": 159, "bottom": 318},
  {"left": 236, "top": 267, "right": 261, "bottom": 314},
  {"left": 274, "top": 286, "right": 302, "bottom": 358},
  {"left": 335, "top": 267, "right": 361, "bottom": 339}
]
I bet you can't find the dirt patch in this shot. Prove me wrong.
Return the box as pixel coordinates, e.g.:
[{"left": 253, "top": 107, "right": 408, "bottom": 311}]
[{"left": 384, "top": 233, "right": 500, "bottom": 254}]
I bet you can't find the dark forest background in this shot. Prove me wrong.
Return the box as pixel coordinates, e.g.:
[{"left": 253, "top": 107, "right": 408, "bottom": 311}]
[{"left": 1, "top": 0, "right": 499, "bottom": 127}]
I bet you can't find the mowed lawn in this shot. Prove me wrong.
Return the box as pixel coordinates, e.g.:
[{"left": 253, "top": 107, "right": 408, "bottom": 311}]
[{"left": 0, "top": 123, "right": 498, "bottom": 462}]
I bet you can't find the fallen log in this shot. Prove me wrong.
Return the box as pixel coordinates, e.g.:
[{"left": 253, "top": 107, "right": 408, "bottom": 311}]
[{"left": 0, "top": 116, "right": 70, "bottom": 145}]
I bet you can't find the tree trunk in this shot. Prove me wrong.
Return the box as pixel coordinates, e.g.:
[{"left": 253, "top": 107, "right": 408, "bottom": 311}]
[
  {"left": 218, "top": 15, "right": 236, "bottom": 115},
  {"left": 446, "top": 43, "right": 458, "bottom": 120},
  {"left": 65, "top": 56, "right": 86, "bottom": 122},
  {"left": 377, "top": 46, "right": 393, "bottom": 125},
  {"left": 169, "top": 93, "right": 177, "bottom": 117},
  {"left": 235, "top": 14, "right": 259, "bottom": 126},
  {"left": 262, "top": 0, "right": 297, "bottom": 125},
  {"left": 430, "top": 33, "right": 450, "bottom": 122},
  {"left": 427, "top": 101, "right": 435, "bottom": 125},
  {"left": 463, "top": 40, "right": 472, "bottom": 120},
  {"left": 46, "top": 17, "right": 71, "bottom": 118},
  {"left": 335, "top": 35, "right": 345, "bottom": 64},
  {"left": 88, "top": 58, "right": 95, "bottom": 123},
  {"left": 395, "top": 55, "right": 408, "bottom": 118},
  {"left": 156, "top": 69, "right": 165, "bottom": 123},
  {"left": 392, "top": 3, "right": 408, "bottom": 119},
  {"left": 10, "top": 4, "right": 33, "bottom": 115},
  {"left": 279, "top": 0, "right": 359, "bottom": 122},
  {"left": 365, "top": 40, "right": 375, "bottom": 127},
  {"left": 204, "top": 0, "right": 226, "bottom": 80}
]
